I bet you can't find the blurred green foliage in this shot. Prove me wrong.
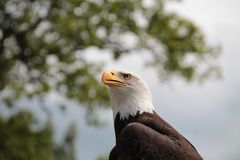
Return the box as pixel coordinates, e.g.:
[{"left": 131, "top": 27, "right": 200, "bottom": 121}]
[
  {"left": 0, "top": 111, "right": 76, "bottom": 160},
  {"left": 0, "top": 0, "right": 220, "bottom": 159},
  {"left": 98, "top": 155, "right": 108, "bottom": 160},
  {"left": 0, "top": 0, "right": 220, "bottom": 108}
]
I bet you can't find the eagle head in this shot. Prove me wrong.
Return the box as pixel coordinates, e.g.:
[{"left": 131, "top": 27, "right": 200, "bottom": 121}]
[{"left": 102, "top": 70, "right": 155, "bottom": 120}]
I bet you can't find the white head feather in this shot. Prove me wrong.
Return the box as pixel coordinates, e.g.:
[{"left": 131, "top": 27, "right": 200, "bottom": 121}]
[{"left": 102, "top": 70, "right": 155, "bottom": 120}]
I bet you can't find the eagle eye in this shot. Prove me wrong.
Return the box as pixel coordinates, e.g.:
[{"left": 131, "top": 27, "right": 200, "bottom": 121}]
[{"left": 123, "top": 74, "right": 131, "bottom": 80}]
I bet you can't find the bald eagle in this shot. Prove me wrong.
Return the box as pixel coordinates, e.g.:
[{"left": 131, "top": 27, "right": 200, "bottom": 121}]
[{"left": 102, "top": 70, "right": 203, "bottom": 160}]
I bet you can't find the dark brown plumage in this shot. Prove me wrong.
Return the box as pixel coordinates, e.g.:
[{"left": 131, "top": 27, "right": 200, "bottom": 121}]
[{"left": 109, "top": 112, "right": 203, "bottom": 160}]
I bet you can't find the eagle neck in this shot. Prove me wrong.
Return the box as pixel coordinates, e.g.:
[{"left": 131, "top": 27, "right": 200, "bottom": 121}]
[{"left": 109, "top": 87, "right": 155, "bottom": 120}]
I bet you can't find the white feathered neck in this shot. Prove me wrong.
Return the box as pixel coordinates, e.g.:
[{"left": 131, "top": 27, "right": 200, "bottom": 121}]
[{"left": 109, "top": 78, "right": 155, "bottom": 120}]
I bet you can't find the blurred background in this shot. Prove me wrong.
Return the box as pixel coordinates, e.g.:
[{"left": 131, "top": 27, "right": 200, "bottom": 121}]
[{"left": 0, "top": 0, "right": 239, "bottom": 160}]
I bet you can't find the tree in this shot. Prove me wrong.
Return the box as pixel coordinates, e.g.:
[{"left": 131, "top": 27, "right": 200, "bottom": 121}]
[
  {"left": 0, "top": 0, "right": 220, "bottom": 108},
  {"left": 0, "top": 111, "right": 76, "bottom": 160},
  {"left": 0, "top": 0, "right": 220, "bottom": 159}
]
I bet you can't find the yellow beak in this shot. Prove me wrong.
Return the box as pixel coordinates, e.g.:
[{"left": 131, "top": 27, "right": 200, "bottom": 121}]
[{"left": 102, "top": 70, "right": 126, "bottom": 86}]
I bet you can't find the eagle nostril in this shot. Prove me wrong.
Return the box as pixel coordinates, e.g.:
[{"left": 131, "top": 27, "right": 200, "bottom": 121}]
[{"left": 111, "top": 72, "right": 115, "bottom": 76}]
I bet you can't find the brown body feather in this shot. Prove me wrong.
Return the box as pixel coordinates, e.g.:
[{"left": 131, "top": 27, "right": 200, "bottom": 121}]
[{"left": 109, "top": 112, "right": 203, "bottom": 160}]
